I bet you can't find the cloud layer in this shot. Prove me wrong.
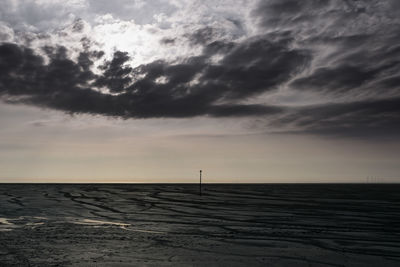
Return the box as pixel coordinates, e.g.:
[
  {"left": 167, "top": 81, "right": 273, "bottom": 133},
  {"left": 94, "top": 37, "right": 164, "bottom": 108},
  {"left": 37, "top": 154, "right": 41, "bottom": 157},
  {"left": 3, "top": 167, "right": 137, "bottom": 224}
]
[{"left": 1, "top": 0, "right": 400, "bottom": 137}]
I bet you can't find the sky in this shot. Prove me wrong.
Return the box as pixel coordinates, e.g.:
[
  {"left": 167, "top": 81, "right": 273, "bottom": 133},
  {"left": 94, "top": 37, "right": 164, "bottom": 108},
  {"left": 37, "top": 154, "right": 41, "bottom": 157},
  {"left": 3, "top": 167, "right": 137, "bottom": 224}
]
[{"left": 0, "top": 0, "right": 400, "bottom": 183}]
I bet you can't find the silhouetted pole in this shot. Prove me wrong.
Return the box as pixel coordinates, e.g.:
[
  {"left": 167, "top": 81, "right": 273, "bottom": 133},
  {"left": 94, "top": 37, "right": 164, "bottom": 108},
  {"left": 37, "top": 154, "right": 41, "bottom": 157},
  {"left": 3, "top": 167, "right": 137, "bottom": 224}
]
[{"left": 199, "top": 170, "right": 202, "bottom": 196}]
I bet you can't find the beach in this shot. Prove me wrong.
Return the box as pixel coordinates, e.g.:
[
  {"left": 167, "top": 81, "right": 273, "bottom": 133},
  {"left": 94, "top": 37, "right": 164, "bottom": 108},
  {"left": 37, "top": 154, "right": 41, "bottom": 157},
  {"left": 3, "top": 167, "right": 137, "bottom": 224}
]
[{"left": 0, "top": 184, "right": 399, "bottom": 266}]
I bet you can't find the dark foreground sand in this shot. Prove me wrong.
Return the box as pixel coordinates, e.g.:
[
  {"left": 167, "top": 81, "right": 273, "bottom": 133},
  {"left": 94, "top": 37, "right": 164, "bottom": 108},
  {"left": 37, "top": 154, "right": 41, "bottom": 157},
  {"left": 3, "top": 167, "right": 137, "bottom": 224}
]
[{"left": 0, "top": 184, "right": 399, "bottom": 266}]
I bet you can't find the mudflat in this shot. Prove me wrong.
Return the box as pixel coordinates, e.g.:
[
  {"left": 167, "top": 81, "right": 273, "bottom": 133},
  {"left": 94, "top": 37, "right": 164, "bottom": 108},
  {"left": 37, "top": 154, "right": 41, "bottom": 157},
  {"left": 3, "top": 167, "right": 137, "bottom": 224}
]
[{"left": 0, "top": 184, "right": 399, "bottom": 266}]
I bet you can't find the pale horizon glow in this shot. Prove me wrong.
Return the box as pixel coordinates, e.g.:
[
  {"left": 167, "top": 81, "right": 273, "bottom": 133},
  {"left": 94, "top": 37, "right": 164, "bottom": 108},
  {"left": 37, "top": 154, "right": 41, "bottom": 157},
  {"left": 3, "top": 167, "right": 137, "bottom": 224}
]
[
  {"left": 1, "top": 104, "right": 399, "bottom": 183},
  {"left": 1, "top": 0, "right": 400, "bottom": 183}
]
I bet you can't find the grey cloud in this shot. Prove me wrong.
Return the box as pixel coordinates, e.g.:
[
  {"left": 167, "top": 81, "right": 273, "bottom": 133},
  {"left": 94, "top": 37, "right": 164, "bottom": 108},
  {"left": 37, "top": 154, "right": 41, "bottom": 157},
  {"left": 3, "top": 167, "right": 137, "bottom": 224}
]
[
  {"left": 95, "top": 51, "right": 132, "bottom": 93},
  {"left": 254, "top": 0, "right": 329, "bottom": 29},
  {"left": 88, "top": 0, "right": 177, "bottom": 25},
  {"left": 0, "top": 36, "right": 304, "bottom": 118},
  {"left": 291, "top": 65, "right": 380, "bottom": 93},
  {"left": 0, "top": 0, "right": 85, "bottom": 32},
  {"left": 159, "top": 38, "right": 176, "bottom": 45},
  {"left": 254, "top": 0, "right": 400, "bottom": 98},
  {"left": 1, "top": 0, "right": 400, "bottom": 139},
  {"left": 201, "top": 37, "right": 310, "bottom": 100},
  {"left": 248, "top": 0, "right": 400, "bottom": 138},
  {"left": 290, "top": 30, "right": 400, "bottom": 96},
  {"left": 272, "top": 97, "right": 400, "bottom": 138},
  {"left": 0, "top": 0, "right": 177, "bottom": 32},
  {"left": 188, "top": 27, "right": 216, "bottom": 45},
  {"left": 0, "top": 24, "right": 14, "bottom": 42}
]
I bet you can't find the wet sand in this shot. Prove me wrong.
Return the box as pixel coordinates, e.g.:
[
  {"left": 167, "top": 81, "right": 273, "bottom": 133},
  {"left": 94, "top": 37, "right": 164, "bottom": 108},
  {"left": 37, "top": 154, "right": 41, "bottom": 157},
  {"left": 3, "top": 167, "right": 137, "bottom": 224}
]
[{"left": 0, "top": 184, "right": 399, "bottom": 266}]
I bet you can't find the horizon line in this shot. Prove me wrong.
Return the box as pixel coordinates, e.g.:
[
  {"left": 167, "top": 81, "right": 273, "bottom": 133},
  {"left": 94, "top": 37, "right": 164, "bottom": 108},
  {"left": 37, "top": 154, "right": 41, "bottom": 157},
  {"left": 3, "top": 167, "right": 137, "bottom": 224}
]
[{"left": 0, "top": 182, "right": 399, "bottom": 185}]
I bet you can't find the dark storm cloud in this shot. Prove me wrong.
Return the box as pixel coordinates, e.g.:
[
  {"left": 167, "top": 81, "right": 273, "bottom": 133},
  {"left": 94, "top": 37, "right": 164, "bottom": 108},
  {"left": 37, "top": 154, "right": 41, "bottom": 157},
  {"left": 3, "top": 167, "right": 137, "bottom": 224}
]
[
  {"left": 273, "top": 97, "right": 400, "bottom": 138},
  {"left": 290, "top": 34, "right": 400, "bottom": 95},
  {"left": 201, "top": 37, "right": 309, "bottom": 100},
  {"left": 94, "top": 51, "right": 133, "bottom": 93},
  {"left": 291, "top": 65, "right": 380, "bottom": 93},
  {"left": 254, "top": 0, "right": 328, "bottom": 29},
  {"left": 0, "top": 36, "right": 304, "bottom": 118},
  {"left": 1, "top": 0, "right": 400, "bottom": 138},
  {"left": 247, "top": 0, "right": 400, "bottom": 138},
  {"left": 254, "top": 0, "right": 400, "bottom": 97},
  {"left": 210, "top": 104, "right": 282, "bottom": 117}
]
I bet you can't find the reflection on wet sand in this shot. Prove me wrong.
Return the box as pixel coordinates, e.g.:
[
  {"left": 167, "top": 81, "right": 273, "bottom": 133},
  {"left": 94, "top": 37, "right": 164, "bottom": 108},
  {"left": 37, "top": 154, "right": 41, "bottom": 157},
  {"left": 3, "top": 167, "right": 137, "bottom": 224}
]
[
  {"left": 0, "top": 184, "right": 400, "bottom": 266},
  {"left": 74, "top": 219, "right": 130, "bottom": 226},
  {"left": 0, "top": 217, "right": 14, "bottom": 231}
]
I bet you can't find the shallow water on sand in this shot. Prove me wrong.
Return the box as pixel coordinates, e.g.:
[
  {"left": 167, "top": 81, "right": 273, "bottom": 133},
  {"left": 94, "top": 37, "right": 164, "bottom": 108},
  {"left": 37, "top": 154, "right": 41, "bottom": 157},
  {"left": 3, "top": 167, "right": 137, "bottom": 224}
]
[{"left": 0, "top": 184, "right": 399, "bottom": 266}]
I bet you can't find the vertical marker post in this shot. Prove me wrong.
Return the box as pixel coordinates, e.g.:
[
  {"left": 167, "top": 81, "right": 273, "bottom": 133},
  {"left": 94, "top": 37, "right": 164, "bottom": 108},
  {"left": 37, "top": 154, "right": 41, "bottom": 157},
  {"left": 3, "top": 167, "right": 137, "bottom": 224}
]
[{"left": 199, "top": 170, "right": 202, "bottom": 196}]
